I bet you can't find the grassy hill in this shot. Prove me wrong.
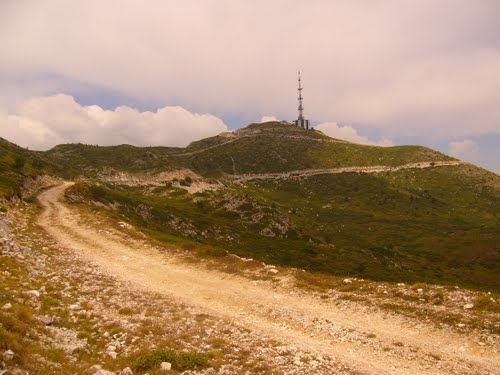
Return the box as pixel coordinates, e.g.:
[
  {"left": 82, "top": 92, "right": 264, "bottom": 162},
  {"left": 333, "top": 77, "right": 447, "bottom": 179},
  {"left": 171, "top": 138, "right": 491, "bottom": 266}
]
[
  {"left": 0, "top": 138, "right": 63, "bottom": 200},
  {"left": 2, "top": 122, "right": 499, "bottom": 290},
  {"left": 45, "top": 122, "right": 499, "bottom": 292},
  {"left": 45, "top": 122, "right": 454, "bottom": 176}
]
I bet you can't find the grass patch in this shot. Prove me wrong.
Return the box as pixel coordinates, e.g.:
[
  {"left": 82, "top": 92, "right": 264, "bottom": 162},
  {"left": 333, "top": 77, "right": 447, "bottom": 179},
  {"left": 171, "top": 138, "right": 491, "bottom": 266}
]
[
  {"left": 131, "top": 348, "right": 210, "bottom": 372},
  {"left": 43, "top": 347, "right": 68, "bottom": 364},
  {"left": 118, "top": 307, "right": 136, "bottom": 315},
  {"left": 474, "top": 294, "right": 499, "bottom": 312}
]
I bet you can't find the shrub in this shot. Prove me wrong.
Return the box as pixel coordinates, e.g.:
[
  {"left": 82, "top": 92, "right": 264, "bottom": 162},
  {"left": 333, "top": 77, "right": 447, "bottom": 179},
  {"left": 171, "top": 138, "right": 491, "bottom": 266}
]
[
  {"left": 13, "top": 157, "right": 25, "bottom": 171},
  {"left": 180, "top": 176, "right": 192, "bottom": 187},
  {"left": 474, "top": 295, "right": 499, "bottom": 312}
]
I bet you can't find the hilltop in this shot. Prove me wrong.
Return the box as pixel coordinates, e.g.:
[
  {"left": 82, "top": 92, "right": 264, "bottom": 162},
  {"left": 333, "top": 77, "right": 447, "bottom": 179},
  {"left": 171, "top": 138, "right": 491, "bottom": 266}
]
[{"left": 45, "top": 122, "right": 455, "bottom": 176}]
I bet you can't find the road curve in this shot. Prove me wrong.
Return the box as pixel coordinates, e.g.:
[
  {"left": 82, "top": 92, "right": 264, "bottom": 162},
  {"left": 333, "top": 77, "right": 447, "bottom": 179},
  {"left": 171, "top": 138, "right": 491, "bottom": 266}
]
[{"left": 37, "top": 183, "right": 498, "bottom": 375}]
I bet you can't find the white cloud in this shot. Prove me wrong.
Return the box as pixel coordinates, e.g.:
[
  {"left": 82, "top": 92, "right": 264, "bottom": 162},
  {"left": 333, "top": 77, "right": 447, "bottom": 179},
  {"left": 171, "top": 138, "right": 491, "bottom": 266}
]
[
  {"left": 260, "top": 115, "right": 279, "bottom": 123},
  {"left": 1, "top": 1, "right": 499, "bottom": 140},
  {"left": 315, "top": 122, "right": 393, "bottom": 146},
  {"left": 448, "top": 139, "right": 479, "bottom": 160},
  {"left": 0, "top": 94, "right": 228, "bottom": 150}
]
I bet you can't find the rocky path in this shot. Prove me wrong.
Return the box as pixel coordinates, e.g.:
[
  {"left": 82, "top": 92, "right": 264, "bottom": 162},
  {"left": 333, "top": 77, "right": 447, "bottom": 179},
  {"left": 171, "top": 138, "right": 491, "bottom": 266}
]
[
  {"left": 36, "top": 183, "right": 498, "bottom": 375},
  {"left": 232, "top": 161, "right": 462, "bottom": 182}
]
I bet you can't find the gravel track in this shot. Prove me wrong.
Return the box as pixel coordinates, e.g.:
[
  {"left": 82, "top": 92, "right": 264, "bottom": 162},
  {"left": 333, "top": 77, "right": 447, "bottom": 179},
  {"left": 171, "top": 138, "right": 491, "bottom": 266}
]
[{"left": 37, "top": 183, "right": 498, "bottom": 375}]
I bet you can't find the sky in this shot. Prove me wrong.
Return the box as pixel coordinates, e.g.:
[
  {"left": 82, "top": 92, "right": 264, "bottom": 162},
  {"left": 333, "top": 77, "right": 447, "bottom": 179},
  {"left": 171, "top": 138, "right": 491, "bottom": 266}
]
[{"left": 0, "top": 0, "right": 499, "bottom": 173}]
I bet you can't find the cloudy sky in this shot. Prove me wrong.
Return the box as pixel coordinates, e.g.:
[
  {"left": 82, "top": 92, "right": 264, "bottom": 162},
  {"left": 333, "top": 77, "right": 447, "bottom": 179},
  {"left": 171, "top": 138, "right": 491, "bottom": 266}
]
[{"left": 0, "top": 1, "right": 499, "bottom": 172}]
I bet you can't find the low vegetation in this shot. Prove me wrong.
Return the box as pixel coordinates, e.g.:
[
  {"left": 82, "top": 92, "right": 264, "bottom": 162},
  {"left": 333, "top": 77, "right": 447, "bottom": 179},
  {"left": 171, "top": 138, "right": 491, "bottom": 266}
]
[{"left": 130, "top": 348, "right": 209, "bottom": 372}]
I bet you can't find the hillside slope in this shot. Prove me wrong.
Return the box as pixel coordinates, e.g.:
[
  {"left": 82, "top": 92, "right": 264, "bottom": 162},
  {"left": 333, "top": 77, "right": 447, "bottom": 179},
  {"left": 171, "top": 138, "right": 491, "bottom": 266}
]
[
  {"left": 44, "top": 122, "right": 499, "bottom": 291},
  {"left": 45, "top": 122, "right": 455, "bottom": 176},
  {"left": 0, "top": 138, "right": 62, "bottom": 200},
  {"left": 1, "top": 123, "right": 498, "bottom": 289}
]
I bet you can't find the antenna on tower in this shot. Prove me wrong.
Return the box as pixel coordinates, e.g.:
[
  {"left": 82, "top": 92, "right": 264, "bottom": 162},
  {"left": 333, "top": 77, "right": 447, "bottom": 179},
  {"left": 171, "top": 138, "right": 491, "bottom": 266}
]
[
  {"left": 294, "top": 70, "right": 309, "bottom": 129},
  {"left": 298, "top": 71, "right": 304, "bottom": 120}
]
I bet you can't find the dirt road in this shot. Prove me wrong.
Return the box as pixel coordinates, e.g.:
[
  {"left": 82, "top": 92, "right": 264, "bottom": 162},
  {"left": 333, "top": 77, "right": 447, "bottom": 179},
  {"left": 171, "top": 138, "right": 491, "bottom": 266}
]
[
  {"left": 37, "top": 183, "right": 498, "bottom": 374},
  {"left": 232, "top": 161, "right": 462, "bottom": 182}
]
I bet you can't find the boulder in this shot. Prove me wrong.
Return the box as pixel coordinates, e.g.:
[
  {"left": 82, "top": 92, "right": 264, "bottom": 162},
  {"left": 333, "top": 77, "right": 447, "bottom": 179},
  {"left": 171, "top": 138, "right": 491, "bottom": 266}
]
[
  {"left": 96, "top": 370, "right": 115, "bottom": 375},
  {"left": 160, "top": 361, "right": 172, "bottom": 371},
  {"left": 88, "top": 365, "right": 102, "bottom": 374},
  {"left": 3, "top": 349, "right": 14, "bottom": 361},
  {"left": 88, "top": 365, "right": 115, "bottom": 375},
  {"left": 107, "top": 350, "right": 117, "bottom": 359},
  {"left": 2, "top": 303, "right": 12, "bottom": 311},
  {"left": 24, "top": 290, "right": 40, "bottom": 298},
  {"left": 39, "top": 315, "right": 54, "bottom": 325}
]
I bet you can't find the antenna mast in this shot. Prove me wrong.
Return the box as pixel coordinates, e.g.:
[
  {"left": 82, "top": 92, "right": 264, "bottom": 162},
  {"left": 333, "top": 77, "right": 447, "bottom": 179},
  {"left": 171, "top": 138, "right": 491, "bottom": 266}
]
[
  {"left": 298, "top": 71, "right": 304, "bottom": 120},
  {"left": 294, "top": 70, "right": 309, "bottom": 129}
]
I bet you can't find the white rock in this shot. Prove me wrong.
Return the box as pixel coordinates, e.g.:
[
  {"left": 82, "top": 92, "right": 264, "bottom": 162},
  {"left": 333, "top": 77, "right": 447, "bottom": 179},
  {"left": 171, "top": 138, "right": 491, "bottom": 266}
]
[
  {"left": 3, "top": 349, "right": 14, "bottom": 361},
  {"left": 88, "top": 365, "right": 103, "bottom": 374},
  {"left": 95, "top": 370, "right": 115, "bottom": 375},
  {"left": 160, "top": 362, "right": 172, "bottom": 371},
  {"left": 68, "top": 304, "right": 81, "bottom": 310},
  {"left": 293, "top": 358, "right": 303, "bottom": 366},
  {"left": 107, "top": 350, "right": 117, "bottom": 359},
  {"left": 268, "top": 268, "right": 279, "bottom": 274},
  {"left": 343, "top": 278, "right": 352, "bottom": 284},
  {"left": 25, "top": 290, "right": 40, "bottom": 298},
  {"left": 463, "top": 303, "right": 474, "bottom": 309},
  {"left": 417, "top": 288, "right": 423, "bottom": 293},
  {"left": 2, "top": 303, "right": 12, "bottom": 310},
  {"left": 119, "top": 368, "right": 133, "bottom": 375},
  {"left": 39, "top": 315, "right": 54, "bottom": 325}
]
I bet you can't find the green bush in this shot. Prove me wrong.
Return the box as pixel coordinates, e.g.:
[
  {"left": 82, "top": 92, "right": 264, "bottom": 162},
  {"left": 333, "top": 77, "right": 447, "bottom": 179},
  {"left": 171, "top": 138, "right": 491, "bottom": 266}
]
[
  {"left": 13, "top": 156, "right": 25, "bottom": 171},
  {"left": 180, "top": 176, "right": 192, "bottom": 187}
]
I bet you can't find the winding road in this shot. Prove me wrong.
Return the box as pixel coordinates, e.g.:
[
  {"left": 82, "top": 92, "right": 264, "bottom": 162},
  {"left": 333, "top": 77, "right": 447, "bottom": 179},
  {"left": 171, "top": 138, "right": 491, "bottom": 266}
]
[
  {"left": 37, "top": 183, "right": 498, "bottom": 375},
  {"left": 232, "top": 161, "right": 462, "bottom": 182}
]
